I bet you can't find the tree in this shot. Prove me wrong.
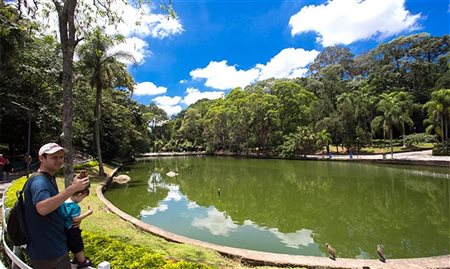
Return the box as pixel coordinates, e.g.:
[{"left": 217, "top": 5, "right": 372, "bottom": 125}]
[
  {"left": 371, "top": 92, "right": 413, "bottom": 158},
  {"left": 423, "top": 89, "right": 450, "bottom": 142},
  {"left": 14, "top": 0, "right": 174, "bottom": 186},
  {"left": 77, "top": 28, "right": 135, "bottom": 176},
  {"left": 316, "top": 129, "right": 332, "bottom": 155}
]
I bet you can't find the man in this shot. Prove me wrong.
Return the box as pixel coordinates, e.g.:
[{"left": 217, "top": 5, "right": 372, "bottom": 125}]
[
  {"left": 23, "top": 143, "right": 90, "bottom": 269},
  {"left": 0, "top": 153, "right": 9, "bottom": 181}
]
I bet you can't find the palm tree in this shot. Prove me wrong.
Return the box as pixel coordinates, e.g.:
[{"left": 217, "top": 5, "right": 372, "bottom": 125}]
[
  {"left": 77, "top": 28, "right": 135, "bottom": 176},
  {"left": 423, "top": 89, "right": 450, "bottom": 143},
  {"left": 316, "top": 129, "right": 332, "bottom": 156},
  {"left": 371, "top": 92, "right": 412, "bottom": 158}
]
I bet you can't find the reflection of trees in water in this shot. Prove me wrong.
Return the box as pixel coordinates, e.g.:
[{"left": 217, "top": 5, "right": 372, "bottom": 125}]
[
  {"left": 173, "top": 157, "right": 449, "bottom": 258},
  {"left": 109, "top": 157, "right": 449, "bottom": 258}
]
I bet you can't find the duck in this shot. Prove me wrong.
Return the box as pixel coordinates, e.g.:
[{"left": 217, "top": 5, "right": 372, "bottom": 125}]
[
  {"left": 166, "top": 171, "right": 178, "bottom": 177},
  {"left": 113, "top": 174, "right": 131, "bottom": 184},
  {"left": 377, "top": 244, "right": 386, "bottom": 262},
  {"left": 325, "top": 243, "right": 336, "bottom": 260}
]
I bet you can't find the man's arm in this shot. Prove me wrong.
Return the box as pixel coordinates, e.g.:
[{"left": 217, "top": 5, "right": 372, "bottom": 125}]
[{"left": 35, "top": 176, "right": 89, "bottom": 216}]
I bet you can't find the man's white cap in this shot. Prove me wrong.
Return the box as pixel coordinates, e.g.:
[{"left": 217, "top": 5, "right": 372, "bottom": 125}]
[{"left": 38, "top": 143, "right": 64, "bottom": 156}]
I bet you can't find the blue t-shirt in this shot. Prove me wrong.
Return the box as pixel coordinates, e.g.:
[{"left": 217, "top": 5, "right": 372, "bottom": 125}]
[
  {"left": 23, "top": 174, "right": 68, "bottom": 260},
  {"left": 59, "top": 200, "right": 81, "bottom": 229}
]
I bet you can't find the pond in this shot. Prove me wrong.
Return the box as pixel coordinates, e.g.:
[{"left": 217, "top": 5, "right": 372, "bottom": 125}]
[{"left": 104, "top": 156, "right": 449, "bottom": 259}]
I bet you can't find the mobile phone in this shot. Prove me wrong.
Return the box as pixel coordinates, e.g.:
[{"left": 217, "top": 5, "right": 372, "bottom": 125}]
[{"left": 79, "top": 170, "right": 88, "bottom": 178}]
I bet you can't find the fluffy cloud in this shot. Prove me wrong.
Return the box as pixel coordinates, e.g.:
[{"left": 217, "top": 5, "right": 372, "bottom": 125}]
[
  {"left": 289, "top": 0, "right": 421, "bottom": 46},
  {"left": 190, "top": 48, "right": 319, "bottom": 90},
  {"left": 105, "top": 3, "right": 183, "bottom": 39},
  {"left": 134, "top": 82, "right": 167, "bottom": 96},
  {"left": 182, "top": 87, "right": 224, "bottom": 106},
  {"left": 258, "top": 48, "right": 319, "bottom": 80},
  {"left": 21, "top": 0, "right": 183, "bottom": 66},
  {"left": 153, "top": 95, "right": 183, "bottom": 116},
  {"left": 190, "top": 61, "right": 260, "bottom": 90}
]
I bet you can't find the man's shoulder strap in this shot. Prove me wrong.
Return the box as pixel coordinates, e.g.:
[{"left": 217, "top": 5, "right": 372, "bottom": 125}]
[{"left": 24, "top": 171, "right": 57, "bottom": 192}]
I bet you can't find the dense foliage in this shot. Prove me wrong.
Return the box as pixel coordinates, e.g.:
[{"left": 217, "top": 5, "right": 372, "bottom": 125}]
[
  {"left": 83, "top": 231, "right": 215, "bottom": 269},
  {"left": 0, "top": 0, "right": 449, "bottom": 159}
]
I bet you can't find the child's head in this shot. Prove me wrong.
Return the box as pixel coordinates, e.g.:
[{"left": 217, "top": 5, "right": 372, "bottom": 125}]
[{"left": 71, "top": 187, "right": 90, "bottom": 203}]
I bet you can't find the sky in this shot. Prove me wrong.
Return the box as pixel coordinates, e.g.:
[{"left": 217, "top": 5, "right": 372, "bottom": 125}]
[{"left": 18, "top": 0, "right": 450, "bottom": 116}]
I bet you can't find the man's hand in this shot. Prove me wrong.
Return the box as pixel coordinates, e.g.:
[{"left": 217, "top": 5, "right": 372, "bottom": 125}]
[{"left": 71, "top": 172, "right": 90, "bottom": 192}]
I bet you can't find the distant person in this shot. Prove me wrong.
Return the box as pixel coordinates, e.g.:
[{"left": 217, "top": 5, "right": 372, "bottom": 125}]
[
  {"left": 0, "top": 154, "right": 9, "bottom": 181},
  {"left": 23, "top": 142, "right": 90, "bottom": 269},
  {"left": 59, "top": 187, "right": 93, "bottom": 268}
]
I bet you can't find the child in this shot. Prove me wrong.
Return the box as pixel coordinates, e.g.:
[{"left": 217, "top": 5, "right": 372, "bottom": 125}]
[{"left": 60, "top": 187, "right": 93, "bottom": 269}]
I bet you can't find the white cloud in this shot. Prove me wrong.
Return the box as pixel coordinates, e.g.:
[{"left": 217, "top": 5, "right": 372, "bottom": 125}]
[
  {"left": 134, "top": 82, "right": 167, "bottom": 96},
  {"left": 183, "top": 87, "right": 225, "bottom": 106},
  {"left": 153, "top": 95, "right": 182, "bottom": 106},
  {"left": 103, "top": 2, "right": 184, "bottom": 39},
  {"left": 289, "top": 0, "right": 421, "bottom": 46},
  {"left": 190, "top": 61, "right": 260, "bottom": 90},
  {"left": 189, "top": 48, "right": 318, "bottom": 90},
  {"left": 192, "top": 208, "right": 238, "bottom": 236},
  {"left": 108, "top": 37, "right": 150, "bottom": 65},
  {"left": 153, "top": 95, "right": 183, "bottom": 116},
  {"left": 258, "top": 48, "right": 319, "bottom": 80}
]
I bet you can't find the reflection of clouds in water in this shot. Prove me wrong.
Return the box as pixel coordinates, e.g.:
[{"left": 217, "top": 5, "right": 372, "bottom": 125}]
[
  {"left": 192, "top": 208, "right": 238, "bottom": 236},
  {"left": 141, "top": 204, "right": 168, "bottom": 216},
  {"left": 142, "top": 184, "right": 185, "bottom": 216},
  {"left": 243, "top": 220, "right": 254, "bottom": 226},
  {"left": 268, "top": 228, "right": 314, "bottom": 249},
  {"left": 164, "top": 185, "right": 184, "bottom": 201},
  {"left": 187, "top": 201, "right": 199, "bottom": 209}
]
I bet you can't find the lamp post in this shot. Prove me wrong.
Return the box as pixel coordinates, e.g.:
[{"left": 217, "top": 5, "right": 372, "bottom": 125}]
[{"left": 11, "top": 101, "right": 31, "bottom": 178}]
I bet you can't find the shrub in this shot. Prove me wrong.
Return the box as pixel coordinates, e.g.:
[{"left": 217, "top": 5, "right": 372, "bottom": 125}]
[
  {"left": 433, "top": 141, "right": 450, "bottom": 156},
  {"left": 82, "top": 231, "right": 216, "bottom": 269},
  {"left": 403, "top": 133, "right": 436, "bottom": 147}
]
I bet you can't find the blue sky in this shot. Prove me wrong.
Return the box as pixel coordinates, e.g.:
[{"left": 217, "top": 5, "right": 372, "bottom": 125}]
[{"left": 27, "top": 0, "right": 449, "bottom": 115}]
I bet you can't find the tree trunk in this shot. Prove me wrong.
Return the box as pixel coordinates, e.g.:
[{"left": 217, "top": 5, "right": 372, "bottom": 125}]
[
  {"left": 402, "top": 122, "right": 405, "bottom": 147},
  {"left": 94, "top": 86, "right": 105, "bottom": 176},
  {"left": 55, "top": 0, "right": 77, "bottom": 187},
  {"left": 389, "top": 127, "right": 394, "bottom": 159}
]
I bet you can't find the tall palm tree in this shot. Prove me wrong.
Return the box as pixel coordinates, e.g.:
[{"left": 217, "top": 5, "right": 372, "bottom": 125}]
[
  {"left": 371, "top": 92, "right": 412, "bottom": 158},
  {"left": 77, "top": 28, "right": 135, "bottom": 176},
  {"left": 423, "top": 89, "right": 450, "bottom": 142}
]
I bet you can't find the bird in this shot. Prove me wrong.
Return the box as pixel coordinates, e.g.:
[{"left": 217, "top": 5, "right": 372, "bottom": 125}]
[
  {"left": 112, "top": 174, "right": 131, "bottom": 184},
  {"left": 377, "top": 244, "right": 386, "bottom": 262},
  {"left": 166, "top": 171, "right": 178, "bottom": 177},
  {"left": 217, "top": 187, "right": 221, "bottom": 196},
  {"left": 325, "top": 243, "right": 336, "bottom": 260}
]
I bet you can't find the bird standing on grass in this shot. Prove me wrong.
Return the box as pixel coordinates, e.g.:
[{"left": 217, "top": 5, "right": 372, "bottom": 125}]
[
  {"left": 325, "top": 243, "right": 336, "bottom": 260},
  {"left": 377, "top": 244, "right": 386, "bottom": 262}
]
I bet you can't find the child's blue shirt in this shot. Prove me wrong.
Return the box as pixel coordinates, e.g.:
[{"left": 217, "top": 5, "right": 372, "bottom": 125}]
[{"left": 59, "top": 199, "right": 81, "bottom": 229}]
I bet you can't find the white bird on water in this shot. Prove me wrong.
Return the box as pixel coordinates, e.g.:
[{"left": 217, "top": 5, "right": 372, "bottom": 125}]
[
  {"left": 166, "top": 171, "right": 178, "bottom": 177},
  {"left": 113, "top": 174, "right": 131, "bottom": 184}
]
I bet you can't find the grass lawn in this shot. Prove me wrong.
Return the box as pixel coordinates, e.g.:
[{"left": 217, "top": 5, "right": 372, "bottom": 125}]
[{"left": 327, "top": 143, "right": 434, "bottom": 155}]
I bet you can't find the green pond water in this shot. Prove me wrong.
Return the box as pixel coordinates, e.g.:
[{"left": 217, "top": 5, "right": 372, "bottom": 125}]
[{"left": 104, "top": 156, "right": 450, "bottom": 258}]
